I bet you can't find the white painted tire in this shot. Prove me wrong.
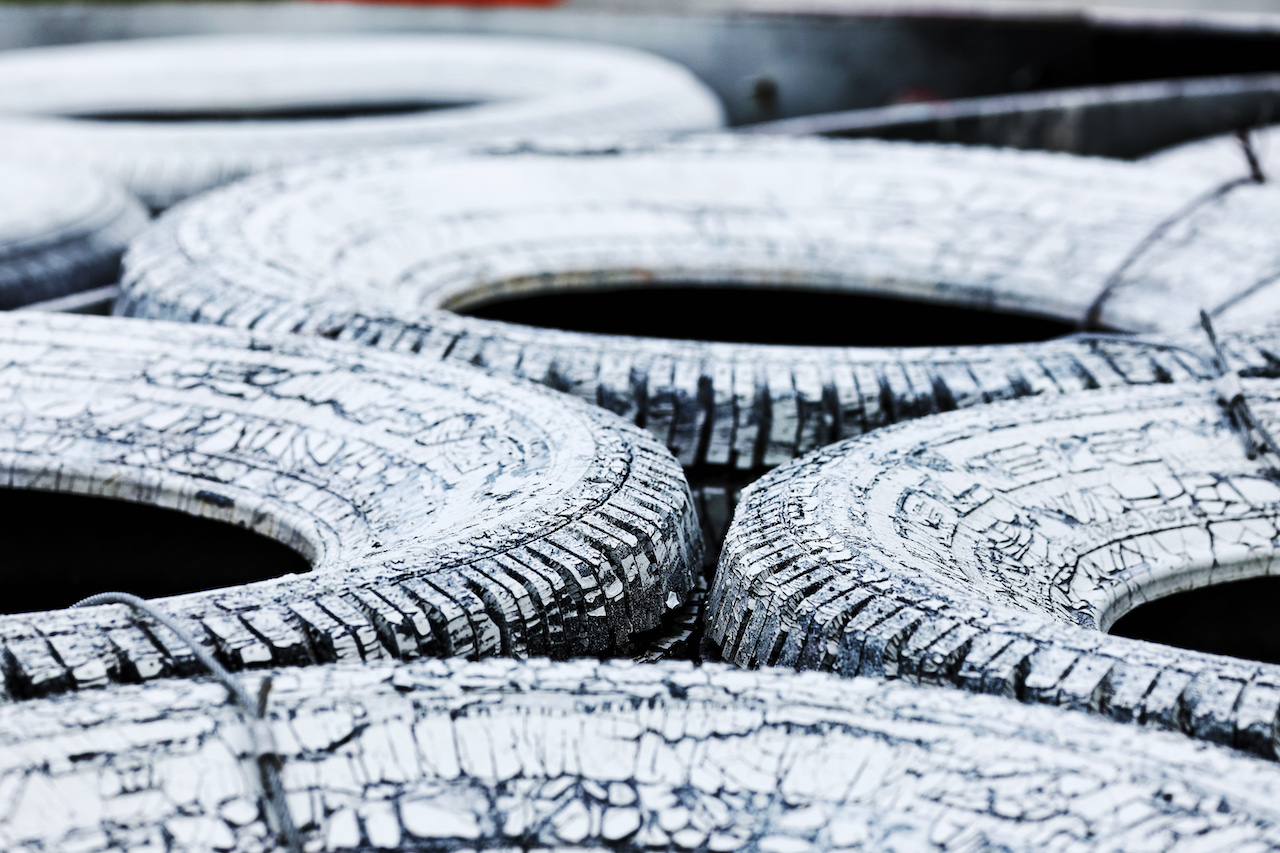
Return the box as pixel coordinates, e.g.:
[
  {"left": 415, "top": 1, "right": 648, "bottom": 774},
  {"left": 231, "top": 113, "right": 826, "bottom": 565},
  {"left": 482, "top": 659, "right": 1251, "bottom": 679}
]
[
  {"left": 120, "top": 135, "right": 1280, "bottom": 471},
  {"left": 0, "top": 312, "right": 700, "bottom": 700},
  {"left": 0, "top": 35, "right": 724, "bottom": 210},
  {"left": 1146, "top": 126, "right": 1280, "bottom": 183},
  {"left": 121, "top": 135, "right": 1280, "bottom": 560},
  {"left": 7, "top": 658, "right": 1280, "bottom": 851},
  {"left": 710, "top": 372, "right": 1280, "bottom": 758},
  {"left": 0, "top": 160, "right": 146, "bottom": 308}
]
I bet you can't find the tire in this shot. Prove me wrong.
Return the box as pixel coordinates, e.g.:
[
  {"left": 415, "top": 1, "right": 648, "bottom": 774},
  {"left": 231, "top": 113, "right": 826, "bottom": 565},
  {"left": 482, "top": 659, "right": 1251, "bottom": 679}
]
[
  {"left": 0, "top": 35, "right": 724, "bottom": 210},
  {"left": 631, "top": 581, "right": 705, "bottom": 663},
  {"left": 0, "top": 161, "right": 146, "bottom": 309},
  {"left": 1146, "top": 126, "right": 1279, "bottom": 183},
  {"left": 0, "top": 312, "right": 700, "bottom": 701},
  {"left": 710, "top": 374, "right": 1280, "bottom": 759},
  {"left": 747, "top": 73, "right": 1280, "bottom": 160},
  {"left": 121, "top": 135, "right": 1280, "bottom": 558},
  {"left": 7, "top": 658, "right": 1280, "bottom": 851}
]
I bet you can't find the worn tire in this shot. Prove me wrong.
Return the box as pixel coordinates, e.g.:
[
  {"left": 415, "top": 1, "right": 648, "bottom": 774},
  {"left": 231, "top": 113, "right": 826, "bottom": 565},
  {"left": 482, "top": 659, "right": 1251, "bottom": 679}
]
[
  {"left": 1146, "top": 126, "right": 1279, "bottom": 183},
  {"left": 119, "top": 135, "right": 1280, "bottom": 471},
  {"left": 0, "top": 35, "right": 724, "bottom": 210},
  {"left": 122, "top": 135, "right": 1280, "bottom": 562},
  {"left": 747, "top": 73, "right": 1280, "bottom": 160},
  {"left": 7, "top": 658, "right": 1280, "bottom": 852},
  {"left": 0, "top": 161, "right": 146, "bottom": 309},
  {"left": 710, "top": 370, "right": 1280, "bottom": 759},
  {"left": 0, "top": 312, "right": 700, "bottom": 700}
]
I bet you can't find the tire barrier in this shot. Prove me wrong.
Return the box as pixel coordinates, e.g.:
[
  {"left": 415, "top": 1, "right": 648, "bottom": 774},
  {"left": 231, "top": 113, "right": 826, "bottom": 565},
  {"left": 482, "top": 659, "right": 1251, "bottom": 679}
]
[
  {"left": 745, "top": 73, "right": 1280, "bottom": 160},
  {"left": 710, "top": 372, "right": 1280, "bottom": 758},
  {"left": 122, "top": 135, "right": 1280, "bottom": 561},
  {"left": 0, "top": 312, "right": 700, "bottom": 700},
  {"left": 7, "top": 658, "right": 1280, "bottom": 852},
  {"left": 0, "top": 35, "right": 725, "bottom": 210},
  {"left": 0, "top": 161, "right": 146, "bottom": 309}
]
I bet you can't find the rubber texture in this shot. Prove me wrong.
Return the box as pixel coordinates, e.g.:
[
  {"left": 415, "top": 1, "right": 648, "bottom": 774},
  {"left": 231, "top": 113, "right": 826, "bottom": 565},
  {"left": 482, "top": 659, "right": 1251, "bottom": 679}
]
[
  {"left": 0, "top": 161, "right": 146, "bottom": 309},
  {"left": 1146, "top": 126, "right": 1277, "bottom": 183},
  {"left": 121, "top": 135, "right": 1280, "bottom": 563},
  {"left": 710, "top": 350, "right": 1280, "bottom": 759},
  {"left": 7, "top": 657, "right": 1280, "bottom": 852},
  {"left": 0, "top": 312, "right": 700, "bottom": 700},
  {"left": 0, "top": 35, "right": 725, "bottom": 210}
]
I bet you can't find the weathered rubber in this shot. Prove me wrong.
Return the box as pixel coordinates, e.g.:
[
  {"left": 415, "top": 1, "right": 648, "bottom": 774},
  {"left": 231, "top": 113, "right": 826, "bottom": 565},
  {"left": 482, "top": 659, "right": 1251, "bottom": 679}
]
[
  {"left": 121, "top": 136, "right": 1280, "bottom": 465},
  {"left": 0, "top": 35, "right": 724, "bottom": 210},
  {"left": 7, "top": 657, "right": 1280, "bottom": 852},
  {"left": 1146, "top": 126, "right": 1276, "bottom": 184},
  {"left": 0, "top": 161, "right": 146, "bottom": 309},
  {"left": 121, "top": 135, "right": 1280, "bottom": 568},
  {"left": 631, "top": 583, "right": 705, "bottom": 663},
  {"left": 710, "top": 357, "right": 1280, "bottom": 758},
  {"left": 0, "top": 312, "right": 700, "bottom": 700}
]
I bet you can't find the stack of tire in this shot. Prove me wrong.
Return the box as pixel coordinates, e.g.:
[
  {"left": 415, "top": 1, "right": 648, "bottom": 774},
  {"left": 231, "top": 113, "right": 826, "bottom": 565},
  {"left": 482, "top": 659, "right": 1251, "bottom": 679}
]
[{"left": 5, "top": 31, "right": 1280, "bottom": 853}]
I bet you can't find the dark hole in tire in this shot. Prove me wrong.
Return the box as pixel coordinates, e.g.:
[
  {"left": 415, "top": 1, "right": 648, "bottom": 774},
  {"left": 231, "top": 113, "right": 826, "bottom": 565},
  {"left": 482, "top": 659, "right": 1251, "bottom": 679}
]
[
  {"left": 462, "top": 285, "right": 1078, "bottom": 346},
  {"left": 1109, "top": 575, "right": 1280, "bottom": 665},
  {"left": 0, "top": 488, "right": 310, "bottom": 614},
  {"left": 67, "top": 100, "right": 477, "bottom": 123}
]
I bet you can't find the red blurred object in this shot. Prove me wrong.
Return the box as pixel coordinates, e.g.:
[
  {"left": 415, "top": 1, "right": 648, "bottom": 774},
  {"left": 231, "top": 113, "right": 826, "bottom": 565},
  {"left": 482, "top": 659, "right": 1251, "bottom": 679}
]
[
  {"left": 891, "top": 86, "right": 946, "bottom": 105},
  {"left": 311, "top": 0, "right": 561, "bottom": 5}
]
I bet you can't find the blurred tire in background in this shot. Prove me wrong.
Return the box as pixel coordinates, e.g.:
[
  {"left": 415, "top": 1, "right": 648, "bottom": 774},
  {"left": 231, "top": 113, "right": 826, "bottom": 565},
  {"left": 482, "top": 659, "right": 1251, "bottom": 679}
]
[
  {"left": 0, "top": 34, "right": 724, "bottom": 210},
  {"left": 0, "top": 160, "right": 145, "bottom": 309}
]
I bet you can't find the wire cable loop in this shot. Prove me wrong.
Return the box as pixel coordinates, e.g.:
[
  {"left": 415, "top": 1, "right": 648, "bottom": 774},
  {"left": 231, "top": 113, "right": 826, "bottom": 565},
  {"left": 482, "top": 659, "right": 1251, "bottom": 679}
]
[{"left": 72, "top": 591, "right": 302, "bottom": 853}]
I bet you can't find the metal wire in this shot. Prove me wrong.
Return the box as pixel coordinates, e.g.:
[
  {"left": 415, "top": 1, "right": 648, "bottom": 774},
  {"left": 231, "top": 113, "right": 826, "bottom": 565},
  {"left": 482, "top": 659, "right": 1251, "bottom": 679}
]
[
  {"left": 1079, "top": 176, "right": 1262, "bottom": 332},
  {"left": 73, "top": 591, "right": 303, "bottom": 853},
  {"left": 1063, "top": 310, "right": 1280, "bottom": 464}
]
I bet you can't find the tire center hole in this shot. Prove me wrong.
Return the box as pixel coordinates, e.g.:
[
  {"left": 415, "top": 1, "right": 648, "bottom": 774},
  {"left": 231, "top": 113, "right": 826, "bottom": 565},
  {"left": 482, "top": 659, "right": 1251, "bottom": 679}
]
[
  {"left": 1, "top": 489, "right": 311, "bottom": 615},
  {"left": 460, "top": 284, "right": 1078, "bottom": 346},
  {"left": 1108, "top": 575, "right": 1280, "bottom": 665},
  {"left": 66, "top": 100, "right": 478, "bottom": 123}
]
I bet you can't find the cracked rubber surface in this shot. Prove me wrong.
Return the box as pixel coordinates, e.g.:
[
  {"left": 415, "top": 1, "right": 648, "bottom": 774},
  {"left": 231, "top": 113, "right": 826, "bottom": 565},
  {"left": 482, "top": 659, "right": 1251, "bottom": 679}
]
[
  {"left": 0, "top": 161, "right": 146, "bottom": 309},
  {"left": 0, "top": 35, "right": 724, "bottom": 210},
  {"left": 710, "top": 350, "right": 1280, "bottom": 758},
  {"left": 0, "top": 312, "right": 699, "bottom": 700},
  {"left": 6, "top": 658, "right": 1280, "bottom": 852},
  {"left": 122, "top": 135, "right": 1280, "bottom": 563}
]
